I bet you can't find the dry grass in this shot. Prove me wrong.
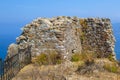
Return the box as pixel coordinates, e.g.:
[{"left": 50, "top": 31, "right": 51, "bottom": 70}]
[
  {"left": 108, "top": 53, "right": 116, "bottom": 62},
  {"left": 12, "top": 60, "right": 120, "bottom": 80},
  {"left": 79, "top": 19, "right": 87, "bottom": 28},
  {"left": 12, "top": 49, "right": 120, "bottom": 80},
  {"left": 103, "top": 62, "right": 119, "bottom": 73},
  {"left": 71, "top": 51, "right": 95, "bottom": 63},
  {"left": 32, "top": 50, "right": 63, "bottom": 66}
]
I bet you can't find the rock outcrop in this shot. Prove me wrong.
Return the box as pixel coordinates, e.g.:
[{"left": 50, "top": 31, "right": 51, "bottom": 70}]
[
  {"left": 7, "top": 16, "right": 115, "bottom": 59},
  {"left": 7, "top": 43, "right": 18, "bottom": 58}
]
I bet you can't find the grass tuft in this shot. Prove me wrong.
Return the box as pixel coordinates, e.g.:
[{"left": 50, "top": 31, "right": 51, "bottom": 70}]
[
  {"left": 103, "top": 63, "right": 118, "bottom": 73},
  {"left": 71, "top": 51, "right": 95, "bottom": 63},
  {"left": 32, "top": 50, "right": 63, "bottom": 66}
]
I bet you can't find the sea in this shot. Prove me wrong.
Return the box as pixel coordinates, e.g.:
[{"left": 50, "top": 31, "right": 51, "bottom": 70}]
[
  {"left": 113, "top": 23, "right": 120, "bottom": 60},
  {"left": 0, "top": 23, "right": 120, "bottom": 60},
  {"left": 0, "top": 22, "right": 23, "bottom": 60}
]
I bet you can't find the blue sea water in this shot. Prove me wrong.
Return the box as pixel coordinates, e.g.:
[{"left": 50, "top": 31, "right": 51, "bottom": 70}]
[
  {"left": 0, "top": 23, "right": 120, "bottom": 60},
  {"left": 113, "top": 23, "right": 120, "bottom": 60},
  {"left": 0, "top": 23, "right": 23, "bottom": 60}
]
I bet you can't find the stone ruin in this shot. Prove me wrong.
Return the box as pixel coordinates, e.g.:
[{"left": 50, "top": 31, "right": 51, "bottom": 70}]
[{"left": 7, "top": 16, "right": 116, "bottom": 60}]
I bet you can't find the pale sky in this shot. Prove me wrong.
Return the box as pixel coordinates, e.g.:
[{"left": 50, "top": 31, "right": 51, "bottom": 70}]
[{"left": 0, "top": 0, "right": 120, "bottom": 23}]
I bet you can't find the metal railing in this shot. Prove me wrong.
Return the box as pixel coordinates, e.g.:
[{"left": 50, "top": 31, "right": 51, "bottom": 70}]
[{"left": 0, "top": 46, "right": 31, "bottom": 80}]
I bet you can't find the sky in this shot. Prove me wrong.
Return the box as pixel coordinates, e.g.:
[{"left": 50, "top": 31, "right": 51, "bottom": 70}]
[
  {"left": 0, "top": 0, "right": 120, "bottom": 24},
  {"left": 0, "top": 0, "right": 120, "bottom": 59}
]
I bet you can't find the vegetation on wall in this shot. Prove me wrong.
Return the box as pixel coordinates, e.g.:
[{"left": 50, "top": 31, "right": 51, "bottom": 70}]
[
  {"left": 32, "top": 50, "right": 63, "bottom": 65},
  {"left": 103, "top": 63, "right": 119, "bottom": 73},
  {"left": 71, "top": 51, "right": 95, "bottom": 63}
]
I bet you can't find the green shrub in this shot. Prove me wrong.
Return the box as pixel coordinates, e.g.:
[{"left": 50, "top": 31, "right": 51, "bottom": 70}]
[
  {"left": 33, "top": 50, "right": 63, "bottom": 65},
  {"left": 103, "top": 63, "right": 118, "bottom": 73},
  {"left": 71, "top": 53, "right": 81, "bottom": 62},
  {"left": 80, "top": 32, "right": 86, "bottom": 44},
  {"left": 56, "top": 59, "right": 63, "bottom": 64},
  {"left": 48, "top": 51, "right": 63, "bottom": 64},
  {"left": 35, "top": 53, "right": 48, "bottom": 65},
  {"left": 108, "top": 53, "right": 115, "bottom": 62},
  {"left": 71, "top": 51, "right": 95, "bottom": 63}
]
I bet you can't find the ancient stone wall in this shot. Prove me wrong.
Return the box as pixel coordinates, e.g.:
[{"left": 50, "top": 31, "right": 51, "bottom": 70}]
[
  {"left": 7, "top": 16, "right": 115, "bottom": 59},
  {"left": 80, "top": 18, "right": 115, "bottom": 58}
]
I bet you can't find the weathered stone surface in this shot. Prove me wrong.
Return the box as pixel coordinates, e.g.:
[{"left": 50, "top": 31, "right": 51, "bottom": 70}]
[
  {"left": 80, "top": 18, "right": 115, "bottom": 58},
  {"left": 7, "top": 16, "right": 116, "bottom": 59},
  {"left": 7, "top": 43, "right": 18, "bottom": 58}
]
